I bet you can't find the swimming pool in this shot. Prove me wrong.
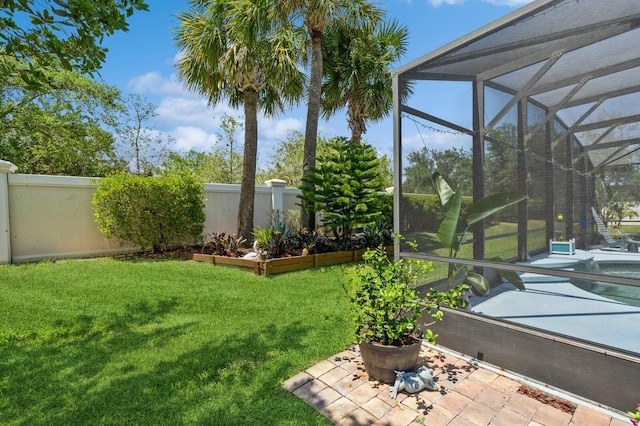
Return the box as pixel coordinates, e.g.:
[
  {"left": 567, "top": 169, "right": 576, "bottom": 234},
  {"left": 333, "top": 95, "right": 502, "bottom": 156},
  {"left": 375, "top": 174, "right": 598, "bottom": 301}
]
[{"left": 579, "top": 262, "right": 640, "bottom": 307}]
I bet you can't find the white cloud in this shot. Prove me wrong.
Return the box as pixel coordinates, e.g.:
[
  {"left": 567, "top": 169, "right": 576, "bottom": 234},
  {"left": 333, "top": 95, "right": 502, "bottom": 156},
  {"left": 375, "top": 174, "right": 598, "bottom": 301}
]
[
  {"left": 429, "top": 0, "right": 464, "bottom": 6},
  {"left": 428, "top": 0, "right": 532, "bottom": 6},
  {"left": 483, "top": 0, "right": 532, "bottom": 5},
  {"left": 260, "top": 116, "right": 304, "bottom": 140},
  {"left": 128, "top": 72, "right": 187, "bottom": 97},
  {"left": 126, "top": 71, "right": 343, "bottom": 166},
  {"left": 155, "top": 96, "right": 236, "bottom": 130},
  {"left": 170, "top": 126, "right": 218, "bottom": 152}
]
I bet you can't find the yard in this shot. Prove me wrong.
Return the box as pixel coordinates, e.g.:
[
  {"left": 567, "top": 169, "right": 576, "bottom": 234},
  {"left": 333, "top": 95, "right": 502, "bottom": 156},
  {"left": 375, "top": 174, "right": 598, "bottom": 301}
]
[{"left": 0, "top": 259, "right": 353, "bottom": 425}]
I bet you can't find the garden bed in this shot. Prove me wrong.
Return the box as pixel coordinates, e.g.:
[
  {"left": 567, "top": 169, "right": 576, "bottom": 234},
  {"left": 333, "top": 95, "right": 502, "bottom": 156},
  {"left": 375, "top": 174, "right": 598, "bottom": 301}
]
[{"left": 191, "top": 246, "right": 393, "bottom": 276}]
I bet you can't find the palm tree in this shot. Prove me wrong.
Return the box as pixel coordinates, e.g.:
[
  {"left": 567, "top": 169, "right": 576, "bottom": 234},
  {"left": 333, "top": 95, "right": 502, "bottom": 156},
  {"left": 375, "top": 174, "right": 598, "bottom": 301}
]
[
  {"left": 174, "top": 0, "right": 305, "bottom": 241},
  {"left": 321, "top": 18, "right": 410, "bottom": 144},
  {"left": 280, "top": 0, "right": 382, "bottom": 231}
]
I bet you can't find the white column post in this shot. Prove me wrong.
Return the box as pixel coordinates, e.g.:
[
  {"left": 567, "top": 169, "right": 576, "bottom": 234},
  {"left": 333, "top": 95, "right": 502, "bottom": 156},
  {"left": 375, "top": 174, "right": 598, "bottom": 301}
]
[
  {"left": 0, "top": 160, "right": 18, "bottom": 264},
  {"left": 265, "top": 179, "right": 286, "bottom": 220}
]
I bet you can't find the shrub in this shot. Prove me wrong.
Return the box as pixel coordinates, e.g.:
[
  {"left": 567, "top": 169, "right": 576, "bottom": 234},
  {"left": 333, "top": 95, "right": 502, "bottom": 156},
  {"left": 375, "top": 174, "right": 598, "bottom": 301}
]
[
  {"left": 401, "top": 194, "right": 472, "bottom": 232},
  {"left": 93, "top": 172, "right": 206, "bottom": 253},
  {"left": 298, "top": 137, "right": 385, "bottom": 244}
]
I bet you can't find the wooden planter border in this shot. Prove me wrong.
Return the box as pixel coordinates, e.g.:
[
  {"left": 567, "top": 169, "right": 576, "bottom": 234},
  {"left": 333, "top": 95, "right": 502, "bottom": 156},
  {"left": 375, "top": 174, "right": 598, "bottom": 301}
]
[{"left": 191, "top": 246, "right": 393, "bottom": 276}]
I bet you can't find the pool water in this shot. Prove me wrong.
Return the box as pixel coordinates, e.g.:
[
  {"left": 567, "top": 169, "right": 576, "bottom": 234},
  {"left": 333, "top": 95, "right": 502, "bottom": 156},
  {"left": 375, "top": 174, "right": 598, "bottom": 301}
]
[{"left": 578, "top": 263, "right": 640, "bottom": 307}]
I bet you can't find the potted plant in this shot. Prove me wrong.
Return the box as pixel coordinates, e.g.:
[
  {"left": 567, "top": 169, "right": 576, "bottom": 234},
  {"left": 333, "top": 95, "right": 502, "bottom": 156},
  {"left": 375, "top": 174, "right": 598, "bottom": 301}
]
[{"left": 346, "top": 241, "right": 466, "bottom": 384}]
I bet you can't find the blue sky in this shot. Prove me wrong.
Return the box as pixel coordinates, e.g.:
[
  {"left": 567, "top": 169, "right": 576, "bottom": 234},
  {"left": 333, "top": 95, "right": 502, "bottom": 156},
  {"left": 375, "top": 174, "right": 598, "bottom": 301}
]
[{"left": 97, "top": 0, "right": 533, "bottom": 168}]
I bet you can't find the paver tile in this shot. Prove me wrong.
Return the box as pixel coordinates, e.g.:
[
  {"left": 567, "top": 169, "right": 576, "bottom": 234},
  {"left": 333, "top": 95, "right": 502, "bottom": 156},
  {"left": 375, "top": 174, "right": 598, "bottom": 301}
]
[
  {"left": 475, "top": 386, "right": 510, "bottom": 411},
  {"left": 504, "top": 393, "right": 542, "bottom": 419},
  {"left": 401, "top": 394, "right": 436, "bottom": 415},
  {"left": 332, "top": 374, "right": 368, "bottom": 397},
  {"left": 337, "top": 407, "right": 382, "bottom": 425},
  {"left": 308, "top": 386, "right": 342, "bottom": 411},
  {"left": 331, "top": 348, "right": 359, "bottom": 365},
  {"left": 346, "top": 380, "right": 385, "bottom": 405},
  {"left": 379, "top": 405, "right": 419, "bottom": 426},
  {"left": 324, "top": 396, "right": 360, "bottom": 424},
  {"left": 340, "top": 357, "right": 365, "bottom": 374},
  {"left": 467, "top": 368, "right": 499, "bottom": 385},
  {"left": 490, "top": 407, "right": 531, "bottom": 426},
  {"left": 283, "top": 371, "right": 313, "bottom": 392},
  {"left": 532, "top": 403, "right": 572, "bottom": 426},
  {"left": 490, "top": 376, "right": 521, "bottom": 394},
  {"left": 307, "top": 360, "right": 337, "bottom": 378},
  {"left": 569, "top": 405, "right": 612, "bottom": 426},
  {"left": 437, "top": 390, "right": 473, "bottom": 415},
  {"left": 460, "top": 400, "right": 498, "bottom": 426},
  {"left": 319, "top": 366, "right": 352, "bottom": 386},
  {"left": 610, "top": 417, "right": 632, "bottom": 426},
  {"left": 454, "top": 377, "right": 486, "bottom": 399},
  {"left": 292, "top": 377, "right": 327, "bottom": 400},
  {"left": 363, "top": 396, "right": 394, "bottom": 419},
  {"left": 422, "top": 403, "right": 456, "bottom": 426},
  {"left": 448, "top": 415, "right": 479, "bottom": 426}
]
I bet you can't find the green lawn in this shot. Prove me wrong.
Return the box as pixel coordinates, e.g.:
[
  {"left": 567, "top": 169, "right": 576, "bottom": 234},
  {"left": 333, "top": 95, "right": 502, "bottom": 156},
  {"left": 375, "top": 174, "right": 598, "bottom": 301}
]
[
  {"left": 0, "top": 259, "right": 352, "bottom": 425},
  {"left": 405, "top": 220, "right": 548, "bottom": 282}
]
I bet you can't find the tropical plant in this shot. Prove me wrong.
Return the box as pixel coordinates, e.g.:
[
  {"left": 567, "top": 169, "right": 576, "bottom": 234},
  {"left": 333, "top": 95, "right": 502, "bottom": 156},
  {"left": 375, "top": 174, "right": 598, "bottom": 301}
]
[
  {"left": 357, "top": 220, "right": 393, "bottom": 249},
  {"left": 252, "top": 224, "right": 295, "bottom": 259},
  {"left": 280, "top": 0, "right": 383, "bottom": 231},
  {"left": 174, "top": 0, "right": 306, "bottom": 242},
  {"left": 346, "top": 241, "right": 466, "bottom": 346},
  {"left": 628, "top": 402, "right": 640, "bottom": 426},
  {"left": 294, "top": 229, "right": 334, "bottom": 254},
  {"left": 431, "top": 172, "right": 527, "bottom": 296},
  {"left": 201, "top": 232, "right": 247, "bottom": 256},
  {"left": 298, "top": 137, "right": 385, "bottom": 245},
  {"left": 321, "top": 17, "right": 410, "bottom": 144}
]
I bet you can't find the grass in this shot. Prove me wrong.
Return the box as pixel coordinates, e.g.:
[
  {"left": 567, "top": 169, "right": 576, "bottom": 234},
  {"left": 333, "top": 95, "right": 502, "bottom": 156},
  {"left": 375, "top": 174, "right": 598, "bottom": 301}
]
[
  {"left": 0, "top": 259, "right": 353, "bottom": 425},
  {"left": 406, "top": 220, "right": 548, "bottom": 282}
]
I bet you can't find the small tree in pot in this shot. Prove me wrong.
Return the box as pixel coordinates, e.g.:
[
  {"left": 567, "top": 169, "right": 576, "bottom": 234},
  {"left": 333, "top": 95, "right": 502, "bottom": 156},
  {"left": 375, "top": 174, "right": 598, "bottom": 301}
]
[{"left": 346, "top": 241, "right": 466, "bottom": 384}]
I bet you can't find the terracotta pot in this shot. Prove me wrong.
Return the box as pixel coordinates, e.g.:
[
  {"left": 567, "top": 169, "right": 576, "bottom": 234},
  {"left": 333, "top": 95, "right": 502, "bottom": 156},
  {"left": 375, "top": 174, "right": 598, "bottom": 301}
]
[{"left": 359, "top": 339, "right": 422, "bottom": 384}]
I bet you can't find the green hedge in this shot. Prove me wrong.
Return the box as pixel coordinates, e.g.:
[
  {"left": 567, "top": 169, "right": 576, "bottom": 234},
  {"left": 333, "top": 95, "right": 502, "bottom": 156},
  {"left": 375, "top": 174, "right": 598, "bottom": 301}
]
[
  {"left": 93, "top": 172, "right": 206, "bottom": 253},
  {"left": 400, "top": 194, "right": 542, "bottom": 231},
  {"left": 400, "top": 194, "right": 472, "bottom": 233}
]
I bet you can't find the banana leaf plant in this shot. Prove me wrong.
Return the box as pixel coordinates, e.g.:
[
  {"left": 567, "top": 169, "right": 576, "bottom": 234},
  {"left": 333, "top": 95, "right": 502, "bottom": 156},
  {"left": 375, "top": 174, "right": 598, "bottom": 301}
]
[{"left": 432, "top": 172, "right": 527, "bottom": 296}]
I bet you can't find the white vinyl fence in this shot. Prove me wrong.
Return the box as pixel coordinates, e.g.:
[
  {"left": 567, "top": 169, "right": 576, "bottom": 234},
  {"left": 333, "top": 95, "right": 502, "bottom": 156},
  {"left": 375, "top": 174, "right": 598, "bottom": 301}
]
[{"left": 0, "top": 160, "right": 301, "bottom": 264}]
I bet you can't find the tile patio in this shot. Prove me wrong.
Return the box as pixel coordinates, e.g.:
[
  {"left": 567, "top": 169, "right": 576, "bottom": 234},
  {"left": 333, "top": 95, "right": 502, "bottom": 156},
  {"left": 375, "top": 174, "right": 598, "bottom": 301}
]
[{"left": 284, "top": 344, "right": 629, "bottom": 426}]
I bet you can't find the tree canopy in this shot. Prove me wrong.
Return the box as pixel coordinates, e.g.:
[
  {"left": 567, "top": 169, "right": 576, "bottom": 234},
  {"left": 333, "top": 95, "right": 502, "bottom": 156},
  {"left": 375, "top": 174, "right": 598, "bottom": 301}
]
[
  {"left": 321, "top": 17, "right": 409, "bottom": 143},
  {"left": 0, "top": 67, "right": 126, "bottom": 175},
  {"left": 1, "top": 0, "right": 149, "bottom": 90},
  {"left": 403, "top": 146, "right": 472, "bottom": 195}
]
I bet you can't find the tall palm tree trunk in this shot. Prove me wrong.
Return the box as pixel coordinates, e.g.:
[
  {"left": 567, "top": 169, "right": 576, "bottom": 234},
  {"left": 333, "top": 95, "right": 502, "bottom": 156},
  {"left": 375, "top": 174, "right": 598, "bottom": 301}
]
[
  {"left": 348, "top": 100, "right": 366, "bottom": 144},
  {"left": 301, "top": 29, "right": 323, "bottom": 232},
  {"left": 237, "top": 89, "right": 259, "bottom": 242}
]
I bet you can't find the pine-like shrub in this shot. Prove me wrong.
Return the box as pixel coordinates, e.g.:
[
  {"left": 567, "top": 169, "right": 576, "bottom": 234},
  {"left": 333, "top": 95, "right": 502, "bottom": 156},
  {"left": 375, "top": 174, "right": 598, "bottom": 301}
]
[
  {"left": 299, "top": 137, "right": 385, "bottom": 245},
  {"left": 93, "top": 172, "right": 205, "bottom": 253}
]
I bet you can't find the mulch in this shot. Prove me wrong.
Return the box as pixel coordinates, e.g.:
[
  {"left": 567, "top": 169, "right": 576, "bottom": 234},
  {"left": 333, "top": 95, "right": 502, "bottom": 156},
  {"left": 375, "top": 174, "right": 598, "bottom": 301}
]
[{"left": 517, "top": 384, "right": 577, "bottom": 414}]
